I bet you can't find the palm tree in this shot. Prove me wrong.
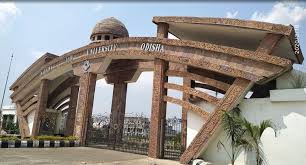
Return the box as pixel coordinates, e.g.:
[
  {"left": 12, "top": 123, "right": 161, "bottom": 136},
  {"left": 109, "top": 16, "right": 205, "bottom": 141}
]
[
  {"left": 289, "top": 69, "right": 306, "bottom": 88},
  {"left": 239, "top": 119, "right": 277, "bottom": 165},
  {"left": 217, "top": 107, "right": 244, "bottom": 165}
]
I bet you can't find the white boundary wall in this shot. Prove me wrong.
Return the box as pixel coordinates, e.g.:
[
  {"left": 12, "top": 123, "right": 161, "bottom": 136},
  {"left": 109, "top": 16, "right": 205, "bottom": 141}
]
[{"left": 187, "top": 88, "right": 306, "bottom": 165}]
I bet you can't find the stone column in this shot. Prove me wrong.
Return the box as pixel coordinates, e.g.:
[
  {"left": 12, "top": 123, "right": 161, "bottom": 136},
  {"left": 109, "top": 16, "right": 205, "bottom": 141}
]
[
  {"left": 16, "top": 102, "right": 24, "bottom": 137},
  {"left": 109, "top": 82, "right": 128, "bottom": 143},
  {"left": 32, "top": 79, "right": 49, "bottom": 136},
  {"left": 156, "top": 23, "right": 169, "bottom": 38},
  {"left": 73, "top": 73, "right": 97, "bottom": 145},
  {"left": 16, "top": 102, "right": 30, "bottom": 138},
  {"left": 149, "top": 59, "right": 169, "bottom": 158},
  {"left": 148, "top": 21, "right": 169, "bottom": 159},
  {"left": 65, "top": 85, "right": 79, "bottom": 136}
]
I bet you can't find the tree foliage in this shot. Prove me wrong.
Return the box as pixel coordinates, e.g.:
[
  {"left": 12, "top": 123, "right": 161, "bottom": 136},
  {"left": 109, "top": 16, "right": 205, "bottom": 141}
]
[
  {"left": 239, "top": 119, "right": 277, "bottom": 165},
  {"left": 218, "top": 107, "right": 244, "bottom": 165},
  {"left": 2, "top": 119, "right": 19, "bottom": 134},
  {"left": 289, "top": 69, "right": 306, "bottom": 88},
  {"left": 219, "top": 107, "right": 277, "bottom": 165}
]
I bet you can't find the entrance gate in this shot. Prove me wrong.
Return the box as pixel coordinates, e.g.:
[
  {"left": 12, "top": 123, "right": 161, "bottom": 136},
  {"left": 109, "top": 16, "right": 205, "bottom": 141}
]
[
  {"left": 86, "top": 113, "right": 150, "bottom": 155},
  {"left": 86, "top": 113, "right": 182, "bottom": 159},
  {"left": 10, "top": 17, "right": 298, "bottom": 164},
  {"left": 164, "top": 117, "right": 182, "bottom": 159}
]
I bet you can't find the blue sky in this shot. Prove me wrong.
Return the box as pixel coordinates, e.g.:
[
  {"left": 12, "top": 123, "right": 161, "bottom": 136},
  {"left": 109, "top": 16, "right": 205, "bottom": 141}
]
[{"left": 0, "top": 1, "right": 306, "bottom": 117}]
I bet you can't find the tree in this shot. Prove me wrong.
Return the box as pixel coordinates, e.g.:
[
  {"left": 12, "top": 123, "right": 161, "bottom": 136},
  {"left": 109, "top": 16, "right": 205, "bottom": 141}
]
[
  {"left": 219, "top": 107, "right": 277, "bottom": 165},
  {"left": 217, "top": 107, "right": 244, "bottom": 165},
  {"left": 239, "top": 119, "right": 277, "bottom": 165},
  {"left": 92, "top": 113, "right": 109, "bottom": 129},
  {"left": 289, "top": 69, "right": 306, "bottom": 88},
  {"left": 3, "top": 119, "right": 19, "bottom": 134}
]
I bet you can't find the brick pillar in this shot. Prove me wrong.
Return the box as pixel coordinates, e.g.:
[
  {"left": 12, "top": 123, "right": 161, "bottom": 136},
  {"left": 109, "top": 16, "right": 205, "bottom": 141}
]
[
  {"left": 181, "top": 71, "right": 191, "bottom": 152},
  {"left": 149, "top": 59, "right": 169, "bottom": 158},
  {"left": 32, "top": 79, "right": 49, "bottom": 136},
  {"left": 156, "top": 23, "right": 169, "bottom": 38},
  {"left": 65, "top": 85, "right": 79, "bottom": 136},
  {"left": 148, "top": 22, "right": 169, "bottom": 159},
  {"left": 109, "top": 82, "right": 128, "bottom": 143},
  {"left": 73, "top": 73, "right": 97, "bottom": 145}
]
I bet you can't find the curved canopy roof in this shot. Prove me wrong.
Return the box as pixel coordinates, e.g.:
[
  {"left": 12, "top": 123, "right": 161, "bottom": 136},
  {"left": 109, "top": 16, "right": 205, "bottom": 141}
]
[{"left": 153, "top": 16, "right": 303, "bottom": 64}]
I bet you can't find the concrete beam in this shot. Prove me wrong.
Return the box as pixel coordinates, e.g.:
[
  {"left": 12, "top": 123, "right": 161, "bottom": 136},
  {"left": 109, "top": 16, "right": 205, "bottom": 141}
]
[{"left": 180, "top": 78, "right": 253, "bottom": 164}]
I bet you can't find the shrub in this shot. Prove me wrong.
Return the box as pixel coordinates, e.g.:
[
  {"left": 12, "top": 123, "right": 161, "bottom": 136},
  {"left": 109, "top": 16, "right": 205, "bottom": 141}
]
[
  {"left": 65, "top": 136, "right": 78, "bottom": 141},
  {"left": 0, "top": 135, "right": 19, "bottom": 141},
  {"left": 1, "top": 135, "right": 78, "bottom": 141},
  {"left": 33, "top": 135, "right": 78, "bottom": 141}
]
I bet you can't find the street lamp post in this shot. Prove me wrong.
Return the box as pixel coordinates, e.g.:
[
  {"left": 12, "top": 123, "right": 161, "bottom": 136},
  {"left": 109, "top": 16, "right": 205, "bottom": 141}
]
[{"left": 0, "top": 54, "right": 14, "bottom": 132}]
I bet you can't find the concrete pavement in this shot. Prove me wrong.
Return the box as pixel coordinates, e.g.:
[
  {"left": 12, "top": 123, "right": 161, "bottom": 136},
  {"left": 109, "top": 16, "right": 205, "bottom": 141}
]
[{"left": 0, "top": 147, "right": 182, "bottom": 165}]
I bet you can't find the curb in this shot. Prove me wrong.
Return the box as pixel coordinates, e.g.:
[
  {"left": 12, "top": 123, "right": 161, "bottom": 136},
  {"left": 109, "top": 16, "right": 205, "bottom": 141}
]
[{"left": 0, "top": 140, "right": 80, "bottom": 148}]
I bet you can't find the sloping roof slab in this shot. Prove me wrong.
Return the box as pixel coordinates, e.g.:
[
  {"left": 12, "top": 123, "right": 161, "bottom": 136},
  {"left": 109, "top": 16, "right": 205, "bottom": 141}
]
[{"left": 153, "top": 16, "right": 303, "bottom": 64}]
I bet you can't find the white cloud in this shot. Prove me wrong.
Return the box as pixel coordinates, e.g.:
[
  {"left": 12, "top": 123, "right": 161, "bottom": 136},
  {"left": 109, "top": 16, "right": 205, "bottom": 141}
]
[
  {"left": 0, "top": 2, "right": 21, "bottom": 31},
  {"left": 226, "top": 11, "right": 239, "bottom": 18},
  {"left": 251, "top": 2, "right": 306, "bottom": 25},
  {"left": 93, "top": 4, "right": 103, "bottom": 12}
]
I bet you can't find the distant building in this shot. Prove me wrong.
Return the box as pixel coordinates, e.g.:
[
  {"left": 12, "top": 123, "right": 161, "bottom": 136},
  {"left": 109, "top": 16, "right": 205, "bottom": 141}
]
[
  {"left": 123, "top": 116, "right": 150, "bottom": 137},
  {"left": 1, "top": 104, "right": 17, "bottom": 126},
  {"left": 91, "top": 114, "right": 181, "bottom": 137},
  {"left": 165, "top": 117, "right": 182, "bottom": 137},
  {"left": 1, "top": 104, "right": 18, "bottom": 134}
]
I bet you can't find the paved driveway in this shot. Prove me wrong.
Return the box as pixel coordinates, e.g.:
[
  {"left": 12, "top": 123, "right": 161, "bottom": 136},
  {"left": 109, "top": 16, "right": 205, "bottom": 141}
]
[{"left": 0, "top": 147, "right": 181, "bottom": 165}]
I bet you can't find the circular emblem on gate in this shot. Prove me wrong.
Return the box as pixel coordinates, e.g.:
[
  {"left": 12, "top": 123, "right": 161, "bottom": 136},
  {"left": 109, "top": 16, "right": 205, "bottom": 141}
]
[
  {"left": 82, "top": 60, "right": 91, "bottom": 72},
  {"left": 113, "top": 124, "right": 118, "bottom": 130}
]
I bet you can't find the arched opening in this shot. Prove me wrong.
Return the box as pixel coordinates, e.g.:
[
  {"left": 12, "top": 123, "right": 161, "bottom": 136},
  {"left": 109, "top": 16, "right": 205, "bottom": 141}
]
[
  {"left": 121, "top": 72, "right": 153, "bottom": 154},
  {"left": 164, "top": 76, "right": 183, "bottom": 159},
  {"left": 86, "top": 78, "right": 113, "bottom": 146},
  {"left": 54, "top": 96, "right": 70, "bottom": 135},
  {"left": 86, "top": 70, "right": 155, "bottom": 155}
]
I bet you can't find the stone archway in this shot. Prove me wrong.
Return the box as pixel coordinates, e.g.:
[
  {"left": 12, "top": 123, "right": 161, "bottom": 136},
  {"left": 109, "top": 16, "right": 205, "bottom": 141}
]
[
  {"left": 10, "top": 17, "right": 301, "bottom": 164},
  {"left": 69, "top": 28, "right": 291, "bottom": 162}
]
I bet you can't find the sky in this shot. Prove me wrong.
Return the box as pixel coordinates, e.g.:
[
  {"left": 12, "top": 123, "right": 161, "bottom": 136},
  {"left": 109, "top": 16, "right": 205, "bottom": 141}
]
[{"left": 0, "top": 1, "right": 306, "bottom": 117}]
